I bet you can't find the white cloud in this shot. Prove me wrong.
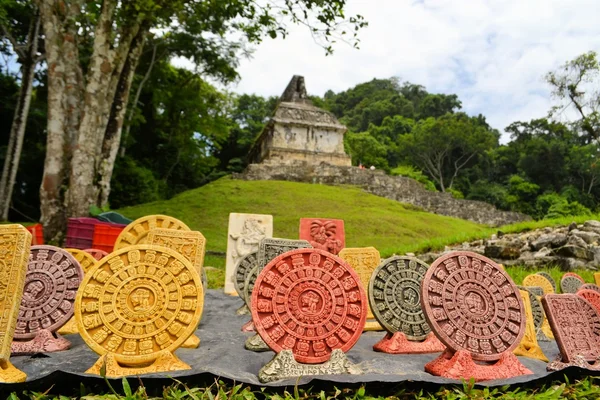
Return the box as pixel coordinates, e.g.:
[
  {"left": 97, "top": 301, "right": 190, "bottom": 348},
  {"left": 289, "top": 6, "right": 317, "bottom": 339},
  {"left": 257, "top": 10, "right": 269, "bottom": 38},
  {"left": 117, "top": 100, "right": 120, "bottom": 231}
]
[{"left": 180, "top": 0, "right": 600, "bottom": 142}]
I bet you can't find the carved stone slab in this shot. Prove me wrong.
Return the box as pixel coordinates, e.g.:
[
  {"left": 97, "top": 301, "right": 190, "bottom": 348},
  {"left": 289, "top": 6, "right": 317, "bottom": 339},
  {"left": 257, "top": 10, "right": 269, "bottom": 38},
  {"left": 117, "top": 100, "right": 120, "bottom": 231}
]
[
  {"left": 577, "top": 289, "right": 600, "bottom": 314},
  {"left": 251, "top": 248, "right": 367, "bottom": 364},
  {"left": 147, "top": 228, "right": 206, "bottom": 281},
  {"left": 535, "top": 272, "right": 557, "bottom": 293},
  {"left": 542, "top": 294, "right": 600, "bottom": 364},
  {"left": 421, "top": 251, "right": 526, "bottom": 361},
  {"left": 338, "top": 247, "right": 382, "bottom": 331},
  {"left": 513, "top": 290, "right": 548, "bottom": 361},
  {"left": 299, "top": 218, "right": 345, "bottom": 255},
  {"left": 256, "top": 237, "right": 312, "bottom": 273},
  {"left": 517, "top": 286, "right": 547, "bottom": 342},
  {"left": 233, "top": 251, "right": 258, "bottom": 298},
  {"left": 523, "top": 274, "right": 555, "bottom": 295},
  {"left": 66, "top": 248, "right": 97, "bottom": 273},
  {"left": 581, "top": 283, "right": 600, "bottom": 293},
  {"left": 258, "top": 349, "right": 361, "bottom": 383},
  {"left": 563, "top": 272, "right": 585, "bottom": 283},
  {"left": 595, "top": 272, "right": 600, "bottom": 286},
  {"left": 0, "top": 225, "right": 30, "bottom": 382},
  {"left": 224, "top": 213, "right": 273, "bottom": 295},
  {"left": 84, "top": 249, "right": 109, "bottom": 261},
  {"left": 14, "top": 245, "right": 83, "bottom": 339},
  {"left": 560, "top": 276, "right": 583, "bottom": 294},
  {"left": 369, "top": 256, "right": 431, "bottom": 340},
  {"left": 114, "top": 215, "right": 190, "bottom": 251},
  {"left": 75, "top": 245, "right": 203, "bottom": 369}
]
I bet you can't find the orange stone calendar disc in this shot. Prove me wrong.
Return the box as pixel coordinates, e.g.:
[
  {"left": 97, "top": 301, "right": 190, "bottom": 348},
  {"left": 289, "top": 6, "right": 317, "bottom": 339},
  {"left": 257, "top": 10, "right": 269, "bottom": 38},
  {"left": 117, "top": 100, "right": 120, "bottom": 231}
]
[{"left": 251, "top": 248, "right": 367, "bottom": 364}]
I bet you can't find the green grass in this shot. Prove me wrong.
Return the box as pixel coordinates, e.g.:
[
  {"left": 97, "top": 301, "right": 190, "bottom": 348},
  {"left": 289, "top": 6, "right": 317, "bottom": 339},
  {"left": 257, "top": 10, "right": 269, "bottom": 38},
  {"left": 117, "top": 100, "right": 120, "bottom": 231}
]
[{"left": 116, "top": 177, "right": 488, "bottom": 287}]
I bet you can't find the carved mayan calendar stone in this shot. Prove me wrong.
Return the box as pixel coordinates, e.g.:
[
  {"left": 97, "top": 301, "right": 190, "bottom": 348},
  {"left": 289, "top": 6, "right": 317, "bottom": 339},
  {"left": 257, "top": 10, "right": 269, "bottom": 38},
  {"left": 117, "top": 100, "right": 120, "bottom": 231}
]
[
  {"left": 147, "top": 228, "right": 206, "bottom": 349},
  {"left": 513, "top": 290, "right": 548, "bottom": 361},
  {"left": 523, "top": 274, "right": 555, "bottom": 295},
  {"left": 563, "top": 272, "right": 585, "bottom": 283},
  {"left": 0, "top": 225, "right": 31, "bottom": 382},
  {"left": 422, "top": 251, "right": 531, "bottom": 381},
  {"left": 369, "top": 256, "right": 444, "bottom": 354},
  {"left": 523, "top": 286, "right": 544, "bottom": 297},
  {"left": 299, "top": 218, "right": 345, "bottom": 255},
  {"left": 11, "top": 245, "right": 83, "bottom": 354},
  {"left": 560, "top": 276, "right": 583, "bottom": 294},
  {"left": 75, "top": 245, "right": 204, "bottom": 377},
  {"left": 234, "top": 251, "right": 258, "bottom": 298},
  {"left": 114, "top": 215, "right": 190, "bottom": 251},
  {"left": 251, "top": 248, "right": 367, "bottom": 365},
  {"left": 517, "top": 286, "right": 549, "bottom": 342},
  {"left": 257, "top": 238, "right": 312, "bottom": 273},
  {"left": 542, "top": 294, "right": 600, "bottom": 371},
  {"left": 581, "top": 283, "right": 600, "bottom": 293},
  {"left": 576, "top": 289, "right": 600, "bottom": 314},
  {"left": 84, "top": 248, "right": 109, "bottom": 261},
  {"left": 536, "top": 271, "right": 557, "bottom": 293},
  {"left": 338, "top": 247, "right": 382, "bottom": 331},
  {"left": 224, "top": 213, "right": 273, "bottom": 295},
  {"left": 241, "top": 265, "right": 258, "bottom": 332}
]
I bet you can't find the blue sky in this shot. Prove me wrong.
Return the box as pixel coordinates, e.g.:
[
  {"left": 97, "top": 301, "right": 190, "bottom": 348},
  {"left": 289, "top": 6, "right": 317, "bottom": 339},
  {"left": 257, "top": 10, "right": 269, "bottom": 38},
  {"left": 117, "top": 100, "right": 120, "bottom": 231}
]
[{"left": 174, "top": 0, "right": 600, "bottom": 143}]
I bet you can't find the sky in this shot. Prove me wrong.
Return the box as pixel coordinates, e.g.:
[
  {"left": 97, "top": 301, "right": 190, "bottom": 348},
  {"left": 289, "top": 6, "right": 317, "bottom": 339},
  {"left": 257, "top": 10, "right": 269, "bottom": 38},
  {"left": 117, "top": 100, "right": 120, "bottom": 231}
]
[{"left": 175, "top": 0, "right": 600, "bottom": 142}]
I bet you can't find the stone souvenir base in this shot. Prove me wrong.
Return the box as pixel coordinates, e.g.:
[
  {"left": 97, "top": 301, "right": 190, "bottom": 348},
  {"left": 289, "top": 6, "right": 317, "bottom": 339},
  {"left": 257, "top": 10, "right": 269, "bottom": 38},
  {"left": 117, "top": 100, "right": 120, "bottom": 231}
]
[
  {"left": 373, "top": 332, "right": 445, "bottom": 354},
  {"left": 236, "top": 305, "right": 250, "bottom": 315},
  {"left": 182, "top": 335, "right": 201, "bottom": 349},
  {"left": 425, "top": 350, "right": 533, "bottom": 382},
  {"left": 547, "top": 354, "right": 600, "bottom": 372},
  {"left": 57, "top": 318, "right": 78, "bottom": 335},
  {"left": 0, "top": 358, "right": 27, "bottom": 383},
  {"left": 11, "top": 330, "right": 70, "bottom": 355},
  {"left": 86, "top": 350, "right": 191, "bottom": 378},
  {"left": 245, "top": 334, "right": 270, "bottom": 352},
  {"left": 258, "top": 349, "right": 361, "bottom": 383},
  {"left": 241, "top": 320, "right": 255, "bottom": 332}
]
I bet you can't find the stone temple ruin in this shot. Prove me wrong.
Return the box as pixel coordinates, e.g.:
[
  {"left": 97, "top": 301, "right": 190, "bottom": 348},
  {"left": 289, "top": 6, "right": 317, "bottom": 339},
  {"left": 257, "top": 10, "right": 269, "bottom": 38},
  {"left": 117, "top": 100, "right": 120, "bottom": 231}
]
[{"left": 247, "top": 75, "right": 351, "bottom": 167}]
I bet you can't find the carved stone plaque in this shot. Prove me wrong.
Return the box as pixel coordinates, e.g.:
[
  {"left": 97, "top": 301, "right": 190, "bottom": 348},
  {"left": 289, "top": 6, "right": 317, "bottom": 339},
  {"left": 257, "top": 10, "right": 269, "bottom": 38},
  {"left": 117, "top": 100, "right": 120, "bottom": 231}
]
[
  {"left": 75, "top": 245, "right": 203, "bottom": 365},
  {"left": 299, "top": 218, "right": 345, "bottom": 255},
  {"left": 542, "top": 294, "right": 600, "bottom": 363},
  {"left": 535, "top": 272, "right": 557, "bottom": 293},
  {"left": 338, "top": 247, "right": 381, "bottom": 330},
  {"left": 114, "top": 215, "right": 190, "bottom": 251},
  {"left": 560, "top": 276, "right": 583, "bottom": 294},
  {"left": 66, "top": 248, "right": 97, "bottom": 273},
  {"left": 251, "top": 248, "right": 367, "bottom": 364},
  {"left": 369, "top": 256, "right": 431, "bottom": 340},
  {"left": 14, "top": 246, "right": 84, "bottom": 339},
  {"left": 523, "top": 274, "right": 555, "bottom": 295},
  {"left": 147, "top": 229, "right": 206, "bottom": 281},
  {"left": 234, "top": 251, "right": 258, "bottom": 298},
  {"left": 563, "top": 272, "right": 585, "bottom": 283},
  {"left": 0, "top": 225, "right": 31, "bottom": 359},
  {"left": 581, "top": 283, "right": 600, "bottom": 293},
  {"left": 84, "top": 249, "right": 109, "bottom": 261},
  {"left": 257, "top": 237, "right": 312, "bottom": 273},
  {"left": 421, "top": 251, "right": 525, "bottom": 361},
  {"left": 513, "top": 290, "right": 547, "bottom": 361},
  {"left": 577, "top": 289, "right": 600, "bottom": 314},
  {"left": 224, "top": 213, "right": 273, "bottom": 295}
]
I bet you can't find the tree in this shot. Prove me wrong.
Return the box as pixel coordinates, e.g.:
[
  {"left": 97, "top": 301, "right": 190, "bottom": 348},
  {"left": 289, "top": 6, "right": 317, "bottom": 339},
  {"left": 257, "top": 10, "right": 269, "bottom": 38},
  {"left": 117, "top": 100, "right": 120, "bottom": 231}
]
[
  {"left": 546, "top": 51, "right": 600, "bottom": 143},
  {"left": 398, "top": 113, "right": 498, "bottom": 192},
  {"left": 35, "top": 0, "right": 367, "bottom": 241},
  {"left": 344, "top": 132, "right": 388, "bottom": 169},
  {"left": 0, "top": 0, "right": 43, "bottom": 220}
]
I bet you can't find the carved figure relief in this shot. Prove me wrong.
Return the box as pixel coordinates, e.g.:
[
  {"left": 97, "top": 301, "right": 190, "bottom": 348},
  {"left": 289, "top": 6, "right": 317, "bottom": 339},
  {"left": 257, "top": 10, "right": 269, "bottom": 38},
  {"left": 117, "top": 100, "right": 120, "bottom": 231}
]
[
  {"left": 299, "top": 219, "right": 345, "bottom": 255},
  {"left": 114, "top": 215, "right": 190, "bottom": 251},
  {"left": 251, "top": 248, "right": 367, "bottom": 364},
  {"left": 421, "top": 251, "right": 526, "bottom": 361}
]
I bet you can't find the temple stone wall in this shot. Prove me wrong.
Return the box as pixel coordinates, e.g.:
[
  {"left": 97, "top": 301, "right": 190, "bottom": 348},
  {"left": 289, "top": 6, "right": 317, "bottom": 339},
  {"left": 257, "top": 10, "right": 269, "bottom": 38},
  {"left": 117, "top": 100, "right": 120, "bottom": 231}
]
[{"left": 234, "top": 162, "right": 531, "bottom": 227}]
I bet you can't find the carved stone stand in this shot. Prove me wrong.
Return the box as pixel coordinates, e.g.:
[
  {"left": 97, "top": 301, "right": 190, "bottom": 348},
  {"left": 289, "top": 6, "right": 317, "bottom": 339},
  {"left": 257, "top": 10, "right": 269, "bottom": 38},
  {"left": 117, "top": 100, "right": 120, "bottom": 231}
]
[
  {"left": 181, "top": 334, "right": 201, "bottom": 349},
  {"left": 11, "top": 329, "right": 70, "bottom": 355},
  {"left": 57, "top": 317, "right": 78, "bottom": 335},
  {"left": 258, "top": 349, "right": 361, "bottom": 383},
  {"left": 245, "top": 334, "right": 270, "bottom": 352},
  {"left": 0, "top": 359, "right": 26, "bottom": 383},
  {"left": 86, "top": 350, "right": 191, "bottom": 378},
  {"left": 513, "top": 338, "right": 548, "bottom": 362},
  {"left": 547, "top": 355, "right": 600, "bottom": 371},
  {"left": 236, "top": 304, "right": 250, "bottom": 315},
  {"left": 241, "top": 320, "right": 255, "bottom": 332},
  {"left": 425, "top": 350, "right": 533, "bottom": 382},
  {"left": 373, "top": 332, "right": 445, "bottom": 354}
]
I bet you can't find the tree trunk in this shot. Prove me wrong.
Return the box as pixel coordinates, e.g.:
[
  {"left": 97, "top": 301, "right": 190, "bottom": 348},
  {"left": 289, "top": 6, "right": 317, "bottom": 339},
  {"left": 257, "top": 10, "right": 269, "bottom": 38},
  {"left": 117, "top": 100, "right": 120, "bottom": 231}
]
[
  {"left": 0, "top": 12, "right": 41, "bottom": 220},
  {"left": 97, "top": 25, "right": 149, "bottom": 207}
]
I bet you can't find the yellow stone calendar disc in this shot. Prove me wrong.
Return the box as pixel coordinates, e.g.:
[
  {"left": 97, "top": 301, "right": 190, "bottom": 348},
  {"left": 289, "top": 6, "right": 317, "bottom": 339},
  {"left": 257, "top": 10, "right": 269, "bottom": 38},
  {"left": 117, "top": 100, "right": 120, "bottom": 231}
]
[
  {"left": 114, "top": 215, "right": 190, "bottom": 251},
  {"left": 66, "top": 248, "right": 97, "bottom": 273},
  {"left": 75, "top": 245, "right": 203, "bottom": 365}
]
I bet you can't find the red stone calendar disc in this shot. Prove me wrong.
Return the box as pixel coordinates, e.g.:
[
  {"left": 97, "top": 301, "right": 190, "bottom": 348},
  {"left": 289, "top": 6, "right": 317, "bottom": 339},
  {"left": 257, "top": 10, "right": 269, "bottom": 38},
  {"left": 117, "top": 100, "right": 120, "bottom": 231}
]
[{"left": 251, "top": 248, "right": 367, "bottom": 364}]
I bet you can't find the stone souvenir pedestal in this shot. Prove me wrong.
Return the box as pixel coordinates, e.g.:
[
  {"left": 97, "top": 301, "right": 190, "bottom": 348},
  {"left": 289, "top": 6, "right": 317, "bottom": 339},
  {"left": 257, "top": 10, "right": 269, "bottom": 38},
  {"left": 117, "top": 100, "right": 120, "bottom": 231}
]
[
  {"left": 245, "top": 334, "right": 270, "bottom": 352},
  {"left": 258, "top": 349, "right": 361, "bottom": 383},
  {"left": 87, "top": 350, "right": 191, "bottom": 378},
  {"left": 182, "top": 335, "right": 201, "bottom": 349},
  {"left": 57, "top": 317, "right": 78, "bottom": 335},
  {"left": 0, "top": 359, "right": 26, "bottom": 383},
  {"left": 547, "top": 355, "right": 600, "bottom": 372},
  {"left": 425, "top": 350, "right": 533, "bottom": 382},
  {"left": 241, "top": 320, "right": 255, "bottom": 332},
  {"left": 373, "top": 332, "right": 445, "bottom": 354},
  {"left": 11, "top": 329, "right": 70, "bottom": 354},
  {"left": 236, "top": 304, "right": 249, "bottom": 315}
]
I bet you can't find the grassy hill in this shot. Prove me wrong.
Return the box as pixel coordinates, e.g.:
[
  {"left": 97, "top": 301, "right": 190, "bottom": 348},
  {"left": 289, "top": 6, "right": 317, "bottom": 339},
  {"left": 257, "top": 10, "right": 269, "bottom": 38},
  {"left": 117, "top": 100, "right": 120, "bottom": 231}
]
[{"left": 117, "top": 176, "right": 490, "bottom": 287}]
